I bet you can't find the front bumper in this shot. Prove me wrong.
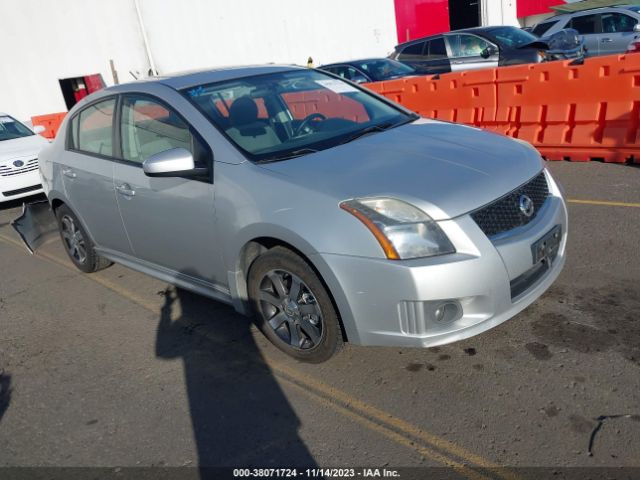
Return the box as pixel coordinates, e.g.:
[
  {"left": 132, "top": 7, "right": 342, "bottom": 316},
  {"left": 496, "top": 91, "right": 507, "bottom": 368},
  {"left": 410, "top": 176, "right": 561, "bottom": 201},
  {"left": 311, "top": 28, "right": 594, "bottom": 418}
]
[
  {"left": 316, "top": 172, "right": 568, "bottom": 347},
  {"left": 0, "top": 168, "right": 43, "bottom": 202}
]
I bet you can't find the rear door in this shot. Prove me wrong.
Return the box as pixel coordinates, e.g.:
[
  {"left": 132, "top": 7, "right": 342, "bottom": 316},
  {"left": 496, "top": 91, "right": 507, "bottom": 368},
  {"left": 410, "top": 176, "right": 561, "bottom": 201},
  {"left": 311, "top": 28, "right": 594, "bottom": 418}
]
[
  {"left": 63, "top": 97, "right": 133, "bottom": 254},
  {"left": 568, "top": 13, "right": 601, "bottom": 55},
  {"left": 599, "top": 12, "right": 638, "bottom": 55},
  {"left": 112, "top": 93, "right": 225, "bottom": 287},
  {"left": 396, "top": 40, "right": 428, "bottom": 72},
  {"left": 445, "top": 34, "right": 499, "bottom": 72},
  {"left": 396, "top": 38, "right": 451, "bottom": 75}
]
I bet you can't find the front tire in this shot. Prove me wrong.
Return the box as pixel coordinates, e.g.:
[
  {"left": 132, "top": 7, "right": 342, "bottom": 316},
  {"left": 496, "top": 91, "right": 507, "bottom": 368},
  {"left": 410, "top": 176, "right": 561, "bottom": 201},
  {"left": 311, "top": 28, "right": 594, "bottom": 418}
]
[
  {"left": 248, "top": 247, "right": 342, "bottom": 363},
  {"left": 55, "top": 205, "right": 111, "bottom": 273}
]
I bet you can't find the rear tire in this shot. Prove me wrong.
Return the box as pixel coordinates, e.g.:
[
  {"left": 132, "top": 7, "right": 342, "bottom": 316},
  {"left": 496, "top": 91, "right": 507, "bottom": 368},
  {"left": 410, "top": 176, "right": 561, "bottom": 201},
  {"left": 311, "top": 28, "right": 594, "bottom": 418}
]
[
  {"left": 248, "top": 247, "right": 342, "bottom": 363},
  {"left": 55, "top": 205, "right": 112, "bottom": 273}
]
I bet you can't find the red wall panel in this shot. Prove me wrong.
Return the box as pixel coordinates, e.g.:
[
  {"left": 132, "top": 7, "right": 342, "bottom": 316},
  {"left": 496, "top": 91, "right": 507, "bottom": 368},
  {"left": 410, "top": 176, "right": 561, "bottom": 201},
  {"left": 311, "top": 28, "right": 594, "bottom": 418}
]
[
  {"left": 394, "top": 0, "right": 450, "bottom": 43},
  {"left": 517, "top": 0, "right": 559, "bottom": 18}
]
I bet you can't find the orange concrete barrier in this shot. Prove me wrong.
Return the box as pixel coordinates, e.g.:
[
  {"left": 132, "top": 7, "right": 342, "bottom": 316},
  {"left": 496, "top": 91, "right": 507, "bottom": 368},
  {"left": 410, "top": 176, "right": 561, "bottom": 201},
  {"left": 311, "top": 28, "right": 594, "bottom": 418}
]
[
  {"left": 365, "top": 54, "right": 640, "bottom": 164},
  {"left": 31, "top": 112, "right": 67, "bottom": 139}
]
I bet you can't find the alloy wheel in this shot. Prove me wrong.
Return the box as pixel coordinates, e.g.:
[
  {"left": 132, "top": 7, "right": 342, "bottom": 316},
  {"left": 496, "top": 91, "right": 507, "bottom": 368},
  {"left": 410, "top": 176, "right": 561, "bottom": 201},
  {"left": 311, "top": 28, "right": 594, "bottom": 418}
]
[
  {"left": 258, "top": 269, "right": 324, "bottom": 350},
  {"left": 60, "top": 215, "right": 87, "bottom": 264}
]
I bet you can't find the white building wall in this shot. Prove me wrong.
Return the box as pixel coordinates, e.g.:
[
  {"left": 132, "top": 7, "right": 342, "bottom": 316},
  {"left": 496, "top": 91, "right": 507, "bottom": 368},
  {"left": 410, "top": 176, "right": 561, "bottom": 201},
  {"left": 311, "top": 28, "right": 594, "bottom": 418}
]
[
  {"left": 138, "top": 0, "right": 397, "bottom": 73},
  {"left": 0, "top": 0, "right": 151, "bottom": 121},
  {"left": 0, "top": 0, "right": 397, "bottom": 121},
  {"left": 481, "top": 0, "right": 520, "bottom": 27}
]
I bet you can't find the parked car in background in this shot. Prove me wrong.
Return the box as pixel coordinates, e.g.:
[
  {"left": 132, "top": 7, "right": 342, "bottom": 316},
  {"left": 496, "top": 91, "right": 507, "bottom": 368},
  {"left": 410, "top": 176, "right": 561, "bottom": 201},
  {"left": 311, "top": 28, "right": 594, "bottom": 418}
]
[
  {"left": 531, "top": 5, "right": 640, "bottom": 56},
  {"left": 33, "top": 65, "right": 567, "bottom": 362},
  {"left": 319, "top": 58, "right": 417, "bottom": 83},
  {"left": 0, "top": 113, "right": 48, "bottom": 202},
  {"left": 390, "top": 26, "right": 583, "bottom": 75}
]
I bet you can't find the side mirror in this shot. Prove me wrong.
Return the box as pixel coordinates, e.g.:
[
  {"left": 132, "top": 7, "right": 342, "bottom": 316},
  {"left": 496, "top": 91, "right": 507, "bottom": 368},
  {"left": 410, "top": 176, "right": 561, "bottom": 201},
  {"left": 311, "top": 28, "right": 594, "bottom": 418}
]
[
  {"left": 33, "top": 125, "right": 46, "bottom": 134},
  {"left": 481, "top": 46, "right": 498, "bottom": 58},
  {"left": 634, "top": 24, "right": 640, "bottom": 33},
  {"left": 142, "top": 148, "right": 207, "bottom": 178}
]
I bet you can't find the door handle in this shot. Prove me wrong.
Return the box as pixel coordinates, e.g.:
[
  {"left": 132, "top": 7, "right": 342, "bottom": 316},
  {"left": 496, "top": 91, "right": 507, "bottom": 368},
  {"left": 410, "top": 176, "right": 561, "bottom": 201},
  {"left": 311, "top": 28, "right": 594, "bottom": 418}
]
[
  {"left": 601, "top": 38, "right": 612, "bottom": 42},
  {"left": 116, "top": 183, "right": 136, "bottom": 197},
  {"left": 62, "top": 168, "right": 76, "bottom": 179}
]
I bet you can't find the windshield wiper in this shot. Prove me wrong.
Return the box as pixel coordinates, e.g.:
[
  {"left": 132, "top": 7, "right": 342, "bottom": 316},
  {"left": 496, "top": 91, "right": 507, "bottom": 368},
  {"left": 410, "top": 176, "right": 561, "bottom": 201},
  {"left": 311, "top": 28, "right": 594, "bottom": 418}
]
[
  {"left": 257, "top": 148, "right": 319, "bottom": 163},
  {"left": 338, "top": 122, "right": 395, "bottom": 146},
  {"left": 338, "top": 116, "right": 418, "bottom": 147}
]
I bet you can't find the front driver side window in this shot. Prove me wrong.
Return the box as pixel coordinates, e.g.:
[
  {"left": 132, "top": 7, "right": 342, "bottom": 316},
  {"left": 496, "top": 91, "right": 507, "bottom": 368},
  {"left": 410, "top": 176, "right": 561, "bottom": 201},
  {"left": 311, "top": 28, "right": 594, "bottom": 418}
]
[
  {"left": 120, "top": 96, "right": 193, "bottom": 164},
  {"left": 448, "top": 35, "right": 491, "bottom": 58}
]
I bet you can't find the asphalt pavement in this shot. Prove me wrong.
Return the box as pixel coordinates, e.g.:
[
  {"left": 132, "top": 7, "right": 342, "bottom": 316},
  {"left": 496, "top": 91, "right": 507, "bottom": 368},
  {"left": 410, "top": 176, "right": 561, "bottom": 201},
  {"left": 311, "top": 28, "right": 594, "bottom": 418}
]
[{"left": 0, "top": 160, "right": 638, "bottom": 479}]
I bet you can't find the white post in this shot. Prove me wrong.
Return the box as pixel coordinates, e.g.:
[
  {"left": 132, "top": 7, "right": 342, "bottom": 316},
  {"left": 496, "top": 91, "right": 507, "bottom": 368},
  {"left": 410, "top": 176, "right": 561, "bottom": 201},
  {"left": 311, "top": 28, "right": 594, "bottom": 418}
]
[{"left": 133, "top": 0, "right": 158, "bottom": 75}]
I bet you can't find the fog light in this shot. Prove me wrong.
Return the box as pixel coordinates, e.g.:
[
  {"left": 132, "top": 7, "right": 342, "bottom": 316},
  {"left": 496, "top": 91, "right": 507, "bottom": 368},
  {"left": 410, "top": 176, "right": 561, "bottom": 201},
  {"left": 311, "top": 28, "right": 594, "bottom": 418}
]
[{"left": 432, "top": 301, "right": 462, "bottom": 324}]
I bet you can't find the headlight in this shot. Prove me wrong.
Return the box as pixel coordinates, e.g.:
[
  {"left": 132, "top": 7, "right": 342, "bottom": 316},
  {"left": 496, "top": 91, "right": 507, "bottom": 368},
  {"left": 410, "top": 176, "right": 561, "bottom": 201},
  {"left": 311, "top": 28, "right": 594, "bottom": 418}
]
[{"left": 340, "top": 197, "right": 455, "bottom": 260}]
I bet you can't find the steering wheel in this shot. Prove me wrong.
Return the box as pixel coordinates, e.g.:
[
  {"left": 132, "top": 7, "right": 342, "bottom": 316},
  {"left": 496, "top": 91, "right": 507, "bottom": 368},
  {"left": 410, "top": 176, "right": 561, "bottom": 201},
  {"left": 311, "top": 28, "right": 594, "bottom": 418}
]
[{"left": 294, "top": 113, "right": 327, "bottom": 136}]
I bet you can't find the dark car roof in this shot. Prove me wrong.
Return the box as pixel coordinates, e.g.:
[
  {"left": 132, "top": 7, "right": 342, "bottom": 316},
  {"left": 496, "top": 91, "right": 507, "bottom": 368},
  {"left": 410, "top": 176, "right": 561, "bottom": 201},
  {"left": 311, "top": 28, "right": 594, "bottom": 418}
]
[{"left": 394, "top": 25, "right": 521, "bottom": 49}]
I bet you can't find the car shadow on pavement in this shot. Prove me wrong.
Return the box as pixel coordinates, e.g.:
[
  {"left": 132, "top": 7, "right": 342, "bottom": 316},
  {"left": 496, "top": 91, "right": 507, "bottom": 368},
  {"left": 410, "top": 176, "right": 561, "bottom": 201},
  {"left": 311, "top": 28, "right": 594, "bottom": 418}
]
[
  {"left": 0, "top": 370, "right": 11, "bottom": 424},
  {"left": 154, "top": 280, "right": 317, "bottom": 473}
]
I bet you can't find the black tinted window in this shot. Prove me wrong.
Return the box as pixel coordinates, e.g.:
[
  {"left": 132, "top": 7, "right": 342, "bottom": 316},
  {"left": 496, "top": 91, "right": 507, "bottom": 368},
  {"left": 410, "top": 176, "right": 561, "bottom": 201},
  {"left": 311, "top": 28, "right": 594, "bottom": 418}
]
[
  {"left": 569, "top": 14, "right": 598, "bottom": 34},
  {"left": 601, "top": 13, "right": 637, "bottom": 33},
  {"left": 532, "top": 21, "right": 558, "bottom": 37},
  {"left": 426, "top": 38, "right": 447, "bottom": 58},
  {"left": 398, "top": 41, "right": 426, "bottom": 59}
]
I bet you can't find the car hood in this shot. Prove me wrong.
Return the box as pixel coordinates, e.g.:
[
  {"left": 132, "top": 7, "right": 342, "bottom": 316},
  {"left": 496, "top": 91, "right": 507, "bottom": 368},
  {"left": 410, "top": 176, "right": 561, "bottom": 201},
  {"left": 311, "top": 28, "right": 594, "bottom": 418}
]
[
  {"left": 259, "top": 119, "right": 543, "bottom": 220},
  {"left": 0, "top": 135, "right": 49, "bottom": 164}
]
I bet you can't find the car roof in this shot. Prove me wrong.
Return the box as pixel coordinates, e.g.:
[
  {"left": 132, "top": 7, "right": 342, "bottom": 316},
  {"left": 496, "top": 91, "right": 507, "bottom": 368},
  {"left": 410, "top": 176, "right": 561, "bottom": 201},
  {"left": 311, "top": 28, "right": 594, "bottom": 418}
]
[
  {"left": 320, "top": 58, "right": 394, "bottom": 67},
  {"left": 103, "top": 64, "right": 306, "bottom": 93},
  {"left": 537, "top": 4, "right": 640, "bottom": 21},
  {"left": 395, "top": 25, "right": 520, "bottom": 47}
]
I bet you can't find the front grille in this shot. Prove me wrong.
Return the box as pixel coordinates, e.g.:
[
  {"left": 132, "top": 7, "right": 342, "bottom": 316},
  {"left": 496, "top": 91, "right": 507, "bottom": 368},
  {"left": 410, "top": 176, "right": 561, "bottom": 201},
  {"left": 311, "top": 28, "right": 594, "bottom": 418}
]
[
  {"left": 0, "top": 158, "right": 39, "bottom": 177},
  {"left": 2, "top": 184, "right": 42, "bottom": 197},
  {"left": 471, "top": 172, "right": 549, "bottom": 237}
]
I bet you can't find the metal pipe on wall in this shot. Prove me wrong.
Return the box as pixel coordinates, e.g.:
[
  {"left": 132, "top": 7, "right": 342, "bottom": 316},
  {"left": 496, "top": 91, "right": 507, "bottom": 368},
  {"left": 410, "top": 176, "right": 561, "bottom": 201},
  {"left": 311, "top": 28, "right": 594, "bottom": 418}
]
[{"left": 133, "top": 0, "right": 158, "bottom": 76}]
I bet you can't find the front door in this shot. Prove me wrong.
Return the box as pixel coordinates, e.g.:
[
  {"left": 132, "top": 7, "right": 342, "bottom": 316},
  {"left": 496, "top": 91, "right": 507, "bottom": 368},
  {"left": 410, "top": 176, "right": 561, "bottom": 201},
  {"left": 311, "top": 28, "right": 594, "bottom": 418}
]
[
  {"left": 63, "top": 97, "right": 132, "bottom": 254},
  {"left": 446, "top": 34, "right": 499, "bottom": 72},
  {"left": 112, "top": 94, "right": 224, "bottom": 287},
  {"left": 599, "top": 12, "right": 638, "bottom": 55},
  {"left": 569, "top": 13, "right": 601, "bottom": 56}
]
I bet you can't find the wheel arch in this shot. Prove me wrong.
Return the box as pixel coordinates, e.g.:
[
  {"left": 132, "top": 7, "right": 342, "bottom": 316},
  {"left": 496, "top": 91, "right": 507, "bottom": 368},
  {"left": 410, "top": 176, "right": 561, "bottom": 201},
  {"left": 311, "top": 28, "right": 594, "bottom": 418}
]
[{"left": 231, "top": 233, "right": 358, "bottom": 343}]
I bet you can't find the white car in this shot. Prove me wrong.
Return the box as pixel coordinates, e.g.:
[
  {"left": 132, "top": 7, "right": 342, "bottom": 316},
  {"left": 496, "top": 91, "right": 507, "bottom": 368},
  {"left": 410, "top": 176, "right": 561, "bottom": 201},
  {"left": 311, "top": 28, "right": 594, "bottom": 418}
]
[{"left": 0, "top": 113, "right": 49, "bottom": 202}]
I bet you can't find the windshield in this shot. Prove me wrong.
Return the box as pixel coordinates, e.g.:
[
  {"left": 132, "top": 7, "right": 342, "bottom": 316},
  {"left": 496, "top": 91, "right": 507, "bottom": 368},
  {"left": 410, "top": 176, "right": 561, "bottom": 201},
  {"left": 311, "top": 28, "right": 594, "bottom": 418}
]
[
  {"left": 485, "top": 26, "right": 538, "bottom": 48},
  {"left": 351, "top": 59, "right": 416, "bottom": 81},
  {"left": 0, "top": 115, "right": 35, "bottom": 142},
  {"left": 182, "top": 69, "right": 415, "bottom": 162}
]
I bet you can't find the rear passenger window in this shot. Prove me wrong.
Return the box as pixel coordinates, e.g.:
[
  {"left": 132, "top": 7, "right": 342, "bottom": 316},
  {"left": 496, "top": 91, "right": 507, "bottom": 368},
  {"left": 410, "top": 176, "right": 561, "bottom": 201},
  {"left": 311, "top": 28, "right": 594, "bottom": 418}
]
[
  {"left": 75, "top": 98, "right": 115, "bottom": 156},
  {"left": 398, "top": 41, "right": 426, "bottom": 60},
  {"left": 426, "top": 38, "right": 447, "bottom": 59},
  {"left": 120, "top": 97, "right": 193, "bottom": 164},
  {"left": 569, "top": 14, "right": 598, "bottom": 34}
]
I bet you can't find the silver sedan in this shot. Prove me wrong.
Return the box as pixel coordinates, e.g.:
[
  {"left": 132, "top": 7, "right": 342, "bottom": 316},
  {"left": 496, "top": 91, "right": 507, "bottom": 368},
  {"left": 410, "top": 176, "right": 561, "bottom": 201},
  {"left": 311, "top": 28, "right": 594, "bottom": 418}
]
[{"left": 37, "top": 65, "right": 567, "bottom": 362}]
